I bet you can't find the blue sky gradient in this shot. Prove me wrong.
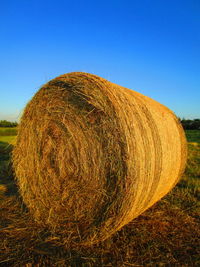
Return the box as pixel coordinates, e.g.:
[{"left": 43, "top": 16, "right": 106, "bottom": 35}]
[{"left": 0, "top": 0, "right": 199, "bottom": 121}]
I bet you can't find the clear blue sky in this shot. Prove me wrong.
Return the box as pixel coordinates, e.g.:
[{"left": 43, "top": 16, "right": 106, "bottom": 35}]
[{"left": 0, "top": 0, "right": 199, "bottom": 121}]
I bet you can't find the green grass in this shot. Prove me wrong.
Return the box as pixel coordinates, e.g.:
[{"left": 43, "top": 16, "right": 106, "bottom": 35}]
[
  {"left": 0, "top": 127, "right": 17, "bottom": 136},
  {"left": 0, "top": 130, "right": 200, "bottom": 266},
  {"left": 185, "top": 129, "right": 200, "bottom": 143},
  {"left": 0, "top": 135, "right": 16, "bottom": 144}
]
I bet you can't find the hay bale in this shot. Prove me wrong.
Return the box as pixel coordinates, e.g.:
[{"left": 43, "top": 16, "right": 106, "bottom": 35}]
[{"left": 12, "top": 72, "right": 187, "bottom": 246}]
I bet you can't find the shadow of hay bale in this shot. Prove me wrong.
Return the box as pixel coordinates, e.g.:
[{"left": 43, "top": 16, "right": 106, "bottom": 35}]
[
  {"left": 0, "top": 141, "right": 13, "bottom": 160},
  {"left": 0, "top": 141, "right": 18, "bottom": 196}
]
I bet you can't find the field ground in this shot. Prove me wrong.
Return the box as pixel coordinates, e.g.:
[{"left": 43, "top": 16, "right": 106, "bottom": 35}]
[{"left": 0, "top": 129, "right": 199, "bottom": 266}]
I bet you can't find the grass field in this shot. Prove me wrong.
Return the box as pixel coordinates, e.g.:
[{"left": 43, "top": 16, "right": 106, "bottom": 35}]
[
  {"left": 0, "top": 128, "right": 199, "bottom": 266},
  {"left": 186, "top": 129, "right": 200, "bottom": 143},
  {"left": 0, "top": 127, "right": 17, "bottom": 136}
]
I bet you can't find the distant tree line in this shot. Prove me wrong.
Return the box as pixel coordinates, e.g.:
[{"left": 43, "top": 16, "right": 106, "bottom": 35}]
[
  {"left": 180, "top": 119, "right": 200, "bottom": 130},
  {"left": 0, "top": 120, "right": 18, "bottom": 127},
  {"left": 0, "top": 119, "right": 200, "bottom": 130}
]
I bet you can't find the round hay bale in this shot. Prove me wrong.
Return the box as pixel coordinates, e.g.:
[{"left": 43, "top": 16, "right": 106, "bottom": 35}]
[{"left": 12, "top": 72, "right": 187, "bottom": 246}]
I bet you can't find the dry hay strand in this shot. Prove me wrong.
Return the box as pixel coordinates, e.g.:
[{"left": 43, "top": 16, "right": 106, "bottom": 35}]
[{"left": 12, "top": 72, "right": 187, "bottom": 247}]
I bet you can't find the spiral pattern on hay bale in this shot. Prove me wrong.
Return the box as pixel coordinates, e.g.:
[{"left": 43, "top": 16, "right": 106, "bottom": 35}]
[{"left": 12, "top": 72, "right": 187, "bottom": 246}]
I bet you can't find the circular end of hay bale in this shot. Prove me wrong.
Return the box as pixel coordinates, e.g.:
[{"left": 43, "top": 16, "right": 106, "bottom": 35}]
[{"left": 13, "top": 72, "right": 187, "bottom": 246}]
